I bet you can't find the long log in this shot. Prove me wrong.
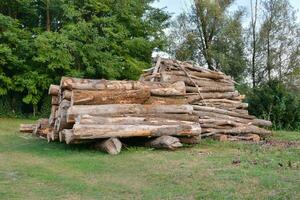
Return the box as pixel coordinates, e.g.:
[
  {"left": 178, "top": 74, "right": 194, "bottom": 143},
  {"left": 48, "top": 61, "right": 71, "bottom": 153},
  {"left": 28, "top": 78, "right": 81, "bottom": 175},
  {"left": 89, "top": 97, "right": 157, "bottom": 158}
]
[
  {"left": 48, "top": 84, "right": 60, "bottom": 96},
  {"left": 192, "top": 105, "right": 255, "bottom": 120},
  {"left": 71, "top": 89, "right": 150, "bottom": 105},
  {"left": 67, "top": 104, "right": 194, "bottom": 123},
  {"left": 185, "top": 86, "right": 235, "bottom": 93},
  {"left": 76, "top": 115, "right": 197, "bottom": 126},
  {"left": 186, "top": 91, "right": 239, "bottom": 103},
  {"left": 144, "top": 96, "right": 187, "bottom": 105},
  {"left": 161, "top": 73, "right": 234, "bottom": 88},
  {"left": 60, "top": 77, "right": 185, "bottom": 96},
  {"left": 67, "top": 124, "right": 201, "bottom": 143},
  {"left": 146, "top": 136, "right": 182, "bottom": 150},
  {"left": 94, "top": 138, "right": 122, "bottom": 155},
  {"left": 201, "top": 125, "right": 271, "bottom": 137}
]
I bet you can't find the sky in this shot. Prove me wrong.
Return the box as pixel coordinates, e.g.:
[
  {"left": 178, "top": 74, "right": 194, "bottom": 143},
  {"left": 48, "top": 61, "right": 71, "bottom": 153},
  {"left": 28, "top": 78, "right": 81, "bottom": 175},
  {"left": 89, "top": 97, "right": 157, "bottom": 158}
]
[{"left": 151, "top": 0, "right": 300, "bottom": 22}]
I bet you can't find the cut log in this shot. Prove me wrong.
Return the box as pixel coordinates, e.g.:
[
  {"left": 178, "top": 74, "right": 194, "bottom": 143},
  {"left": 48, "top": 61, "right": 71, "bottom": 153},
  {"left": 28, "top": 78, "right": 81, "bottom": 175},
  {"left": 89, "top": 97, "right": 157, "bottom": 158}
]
[
  {"left": 94, "top": 138, "right": 122, "bottom": 155},
  {"left": 67, "top": 104, "right": 194, "bottom": 123},
  {"left": 76, "top": 115, "right": 197, "bottom": 126},
  {"left": 71, "top": 89, "right": 150, "bottom": 105},
  {"left": 55, "top": 100, "right": 73, "bottom": 133},
  {"left": 192, "top": 105, "right": 255, "bottom": 120},
  {"left": 227, "top": 134, "right": 260, "bottom": 142},
  {"left": 33, "top": 118, "right": 49, "bottom": 135},
  {"left": 60, "top": 77, "right": 185, "bottom": 96},
  {"left": 146, "top": 136, "right": 182, "bottom": 150},
  {"left": 161, "top": 73, "right": 234, "bottom": 88},
  {"left": 186, "top": 86, "right": 235, "bottom": 93},
  {"left": 62, "top": 90, "right": 72, "bottom": 101},
  {"left": 51, "top": 96, "right": 59, "bottom": 105},
  {"left": 186, "top": 91, "right": 239, "bottom": 102},
  {"left": 144, "top": 96, "right": 187, "bottom": 105},
  {"left": 48, "top": 84, "right": 60, "bottom": 96},
  {"left": 49, "top": 105, "right": 58, "bottom": 125},
  {"left": 20, "top": 124, "right": 36, "bottom": 133},
  {"left": 67, "top": 124, "right": 201, "bottom": 143}
]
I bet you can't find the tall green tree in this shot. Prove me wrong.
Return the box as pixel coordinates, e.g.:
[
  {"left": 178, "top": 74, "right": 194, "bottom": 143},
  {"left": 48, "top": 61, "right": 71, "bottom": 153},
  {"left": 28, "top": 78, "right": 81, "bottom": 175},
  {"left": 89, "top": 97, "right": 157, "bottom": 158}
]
[{"left": 168, "top": 0, "right": 246, "bottom": 81}]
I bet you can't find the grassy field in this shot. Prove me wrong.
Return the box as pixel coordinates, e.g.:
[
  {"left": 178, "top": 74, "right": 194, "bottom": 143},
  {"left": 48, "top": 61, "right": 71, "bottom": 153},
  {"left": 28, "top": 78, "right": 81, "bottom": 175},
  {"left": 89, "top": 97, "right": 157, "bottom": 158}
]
[{"left": 0, "top": 118, "right": 299, "bottom": 200}]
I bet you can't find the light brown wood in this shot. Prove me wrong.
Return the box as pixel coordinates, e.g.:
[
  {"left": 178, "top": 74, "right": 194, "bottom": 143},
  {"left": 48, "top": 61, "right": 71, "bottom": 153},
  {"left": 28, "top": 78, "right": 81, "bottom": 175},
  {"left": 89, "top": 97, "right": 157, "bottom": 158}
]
[
  {"left": 212, "top": 134, "right": 228, "bottom": 141},
  {"left": 146, "top": 136, "right": 182, "bottom": 150},
  {"left": 20, "top": 124, "right": 36, "bottom": 133},
  {"left": 76, "top": 115, "right": 197, "bottom": 126},
  {"left": 48, "top": 84, "right": 60, "bottom": 96},
  {"left": 186, "top": 91, "right": 239, "bottom": 102},
  {"left": 185, "top": 86, "right": 235, "bottom": 93},
  {"left": 144, "top": 96, "right": 187, "bottom": 105},
  {"left": 62, "top": 90, "right": 72, "bottom": 100},
  {"left": 67, "top": 104, "right": 194, "bottom": 123},
  {"left": 51, "top": 96, "right": 59, "bottom": 105},
  {"left": 177, "top": 136, "right": 201, "bottom": 144},
  {"left": 94, "top": 138, "right": 122, "bottom": 155},
  {"left": 71, "top": 89, "right": 150, "bottom": 105},
  {"left": 68, "top": 124, "right": 201, "bottom": 143}
]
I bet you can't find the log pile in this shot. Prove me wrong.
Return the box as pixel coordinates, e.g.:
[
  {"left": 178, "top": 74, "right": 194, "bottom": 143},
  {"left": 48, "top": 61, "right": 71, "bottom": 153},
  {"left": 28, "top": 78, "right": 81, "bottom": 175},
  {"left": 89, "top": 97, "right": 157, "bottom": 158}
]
[
  {"left": 21, "top": 77, "right": 201, "bottom": 154},
  {"left": 140, "top": 58, "right": 272, "bottom": 140}
]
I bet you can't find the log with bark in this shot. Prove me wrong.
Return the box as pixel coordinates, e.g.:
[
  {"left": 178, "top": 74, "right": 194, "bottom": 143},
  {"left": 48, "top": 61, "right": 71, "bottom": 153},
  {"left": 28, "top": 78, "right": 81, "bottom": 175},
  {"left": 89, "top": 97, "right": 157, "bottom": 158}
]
[
  {"left": 94, "top": 138, "right": 122, "bottom": 155},
  {"left": 20, "top": 124, "right": 37, "bottom": 133},
  {"left": 67, "top": 104, "right": 194, "bottom": 123},
  {"left": 146, "top": 136, "right": 182, "bottom": 150}
]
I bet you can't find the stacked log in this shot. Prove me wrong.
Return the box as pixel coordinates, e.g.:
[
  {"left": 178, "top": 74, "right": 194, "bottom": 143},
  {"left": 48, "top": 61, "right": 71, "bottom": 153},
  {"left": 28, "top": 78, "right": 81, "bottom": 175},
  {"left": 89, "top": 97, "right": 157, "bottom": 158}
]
[
  {"left": 21, "top": 77, "right": 201, "bottom": 154},
  {"left": 140, "top": 58, "right": 272, "bottom": 139}
]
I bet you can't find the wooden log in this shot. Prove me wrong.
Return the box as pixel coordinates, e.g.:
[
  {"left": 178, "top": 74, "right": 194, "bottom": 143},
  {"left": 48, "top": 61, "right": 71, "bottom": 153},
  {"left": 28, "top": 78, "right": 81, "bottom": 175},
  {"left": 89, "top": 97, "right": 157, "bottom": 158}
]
[
  {"left": 19, "top": 124, "right": 36, "bottom": 133},
  {"left": 76, "top": 115, "right": 197, "bottom": 126},
  {"left": 227, "top": 134, "right": 260, "bottom": 142},
  {"left": 67, "top": 104, "right": 194, "bottom": 123},
  {"left": 94, "top": 138, "right": 122, "bottom": 155},
  {"left": 67, "top": 124, "right": 201, "bottom": 143},
  {"left": 49, "top": 105, "right": 58, "bottom": 125},
  {"left": 160, "top": 73, "right": 234, "bottom": 88},
  {"left": 60, "top": 77, "right": 185, "bottom": 96},
  {"left": 177, "top": 136, "right": 201, "bottom": 144},
  {"left": 51, "top": 96, "right": 59, "bottom": 105},
  {"left": 186, "top": 86, "right": 235, "bottom": 93},
  {"left": 48, "top": 84, "right": 60, "bottom": 96},
  {"left": 71, "top": 89, "right": 151, "bottom": 105},
  {"left": 192, "top": 105, "right": 255, "bottom": 120},
  {"left": 33, "top": 118, "right": 49, "bottom": 135},
  {"left": 186, "top": 91, "right": 239, "bottom": 103},
  {"left": 62, "top": 90, "right": 72, "bottom": 101},
  {"left": 146, "top": 136, "right": 182, "bottom": 150},
  {"left": 252, "top": 119, "right": 272, "bottom": 127},
  {"left": 167, "top": 69, "right": 229, "bottom": 80},
  {"left": 144, "top": 96, "right": 187, "bottom": 105},
  {"left": 56, "top": 100, "right": 73, "bottom": 133},
  {"left": 200, "top": 125, "right": 271, "bottom": 137}
]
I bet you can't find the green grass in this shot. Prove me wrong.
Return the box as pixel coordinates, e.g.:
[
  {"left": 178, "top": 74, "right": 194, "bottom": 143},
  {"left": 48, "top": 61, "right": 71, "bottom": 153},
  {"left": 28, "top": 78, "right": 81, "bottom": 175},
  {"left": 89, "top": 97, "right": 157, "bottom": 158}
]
[{"left": 0, "top": 118, "right": 300, "bottom": 200}]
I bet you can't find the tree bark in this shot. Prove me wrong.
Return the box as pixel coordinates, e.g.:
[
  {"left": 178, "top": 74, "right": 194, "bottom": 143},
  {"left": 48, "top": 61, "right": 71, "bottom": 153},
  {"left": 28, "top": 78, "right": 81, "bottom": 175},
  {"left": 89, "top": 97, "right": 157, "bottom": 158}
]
[
  {"left": 48, "top": 84, "right": 59, "bottom": 96},
  {"left": 67, "top": 104, "right": 194, "bottom": 123},
  {"left": 71, "top": 89, "right": 150, "bottom": 105},
  {"left": 146, "top": 136, "right": 182, "bottom": 150},
  {"left": 94, "top": 138, "right": 122, "bottom": 155}
]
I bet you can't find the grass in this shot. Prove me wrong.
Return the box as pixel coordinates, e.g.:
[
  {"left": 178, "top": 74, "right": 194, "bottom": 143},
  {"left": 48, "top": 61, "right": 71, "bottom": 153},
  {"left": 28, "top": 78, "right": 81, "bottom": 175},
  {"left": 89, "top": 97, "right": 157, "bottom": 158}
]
[{"left": 0, "top": 118, "right": 299, "bottom": 200}]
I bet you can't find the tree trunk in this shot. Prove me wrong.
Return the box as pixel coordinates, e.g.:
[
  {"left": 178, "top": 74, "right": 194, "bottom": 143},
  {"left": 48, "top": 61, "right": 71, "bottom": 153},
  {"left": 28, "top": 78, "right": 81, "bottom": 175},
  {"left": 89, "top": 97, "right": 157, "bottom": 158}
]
[
  {"left": 67, "top": 104, "right": 194, "bottom": 123},
  {"left": 71, "top": 89, "right": 150, "bottom": 105},
  {"left": 46, "top": 0, "right": 51, "bottom": 31}
]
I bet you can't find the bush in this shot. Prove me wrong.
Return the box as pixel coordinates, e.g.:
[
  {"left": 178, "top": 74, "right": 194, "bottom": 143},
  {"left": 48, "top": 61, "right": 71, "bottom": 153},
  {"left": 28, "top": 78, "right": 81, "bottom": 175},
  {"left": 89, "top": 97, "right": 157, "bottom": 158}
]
[{"left": 245, "top": 81, "right": 300, "bottom": 130}]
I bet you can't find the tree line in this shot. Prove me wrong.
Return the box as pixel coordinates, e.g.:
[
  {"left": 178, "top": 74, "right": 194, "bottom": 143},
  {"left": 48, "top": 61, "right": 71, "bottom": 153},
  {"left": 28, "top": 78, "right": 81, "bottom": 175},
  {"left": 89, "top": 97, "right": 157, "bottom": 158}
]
[
  {"left": 0, "top": 0, "right": 169, "bottom": 116},
  {"left": 0, "top": 0, "right": 299, "bottom": 129},
  {"left": 168, "top": 0, "right": 300, "bottom": 130}
]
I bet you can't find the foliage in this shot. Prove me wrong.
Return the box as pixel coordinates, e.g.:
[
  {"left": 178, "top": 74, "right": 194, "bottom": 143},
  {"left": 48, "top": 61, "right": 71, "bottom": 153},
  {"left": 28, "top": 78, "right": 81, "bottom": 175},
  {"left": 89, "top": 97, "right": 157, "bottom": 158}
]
[
  {"left": 168, "top": 0, "right": 247, "bottom": 81},
  {"left": 246, "top": 80, "right": 300, "bottom": 130},
  {"left": 0, "top": 0, "right": 170, "bottom": 116}
]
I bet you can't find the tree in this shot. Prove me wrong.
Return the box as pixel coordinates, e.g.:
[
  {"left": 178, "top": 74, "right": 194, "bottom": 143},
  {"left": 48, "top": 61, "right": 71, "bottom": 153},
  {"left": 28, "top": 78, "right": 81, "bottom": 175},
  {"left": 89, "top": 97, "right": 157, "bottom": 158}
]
[
  {"left": 168, "top": 0, "right": 246, "bottom": 81},
  {"left": 257, "top": 0, "right": 300, "bottom": 83}
]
